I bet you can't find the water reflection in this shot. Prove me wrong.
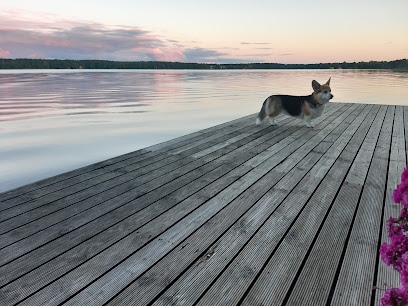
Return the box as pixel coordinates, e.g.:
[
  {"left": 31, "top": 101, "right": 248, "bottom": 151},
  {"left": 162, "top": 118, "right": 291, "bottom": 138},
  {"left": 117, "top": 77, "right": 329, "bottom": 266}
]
[
  {"left": 1, "top": 69, "right": 407, "bottom": 123},
  {"left": 0, "top": 69, "right": 407, "bottom": 192}
]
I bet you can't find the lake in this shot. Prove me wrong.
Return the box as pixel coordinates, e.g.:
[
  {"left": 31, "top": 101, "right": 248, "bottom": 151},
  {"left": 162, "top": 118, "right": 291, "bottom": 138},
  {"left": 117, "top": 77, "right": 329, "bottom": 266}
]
[{"left": 1, "top": 69, "right": 407, "bottom": 192}]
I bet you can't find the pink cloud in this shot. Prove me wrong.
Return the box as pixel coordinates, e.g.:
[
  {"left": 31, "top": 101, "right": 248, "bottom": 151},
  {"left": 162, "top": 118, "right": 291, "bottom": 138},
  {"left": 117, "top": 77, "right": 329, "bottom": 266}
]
[
  {"left": 148, "top": 48, "right": 185, "bottom": 62},
  {"left": 0, "top": 48, "right": 11, "bottom": 58},
  {"left": 0, "top": 9, "right": 169, "bottom": 59},
  {"left": 0, "top": 9, "right": 235, "bottom": 63}
]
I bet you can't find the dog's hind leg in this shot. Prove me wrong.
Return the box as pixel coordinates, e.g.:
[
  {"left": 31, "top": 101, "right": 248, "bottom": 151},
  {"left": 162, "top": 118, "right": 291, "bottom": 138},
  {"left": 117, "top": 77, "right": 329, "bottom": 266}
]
[
  {"left": 266, "top": 98, "right": 281, "bottom": 126},
  {"left": 257, "top": 96, "right": 281, "bottom": 126}
]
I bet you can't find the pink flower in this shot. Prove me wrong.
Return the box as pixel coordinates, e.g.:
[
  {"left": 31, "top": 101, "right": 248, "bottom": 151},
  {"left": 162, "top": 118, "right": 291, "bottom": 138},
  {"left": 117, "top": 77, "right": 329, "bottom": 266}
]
[
  {"left": 403, "top": 193, "right": 408, "bottom": 209},
  {"left": 381, "top": 286, "right": 408, "bottom": 306},
  {"left": 381, "top": 225, "right": 408, "bottom": 272},
  {"left": 401, "top": 263, "right": 408, "bottom": 284},
  {"left": 393, "top": 167, "right": 408, "bottom": 208},
  {"left": 402, "top": 167, "right": 408, "bottom": 181}
]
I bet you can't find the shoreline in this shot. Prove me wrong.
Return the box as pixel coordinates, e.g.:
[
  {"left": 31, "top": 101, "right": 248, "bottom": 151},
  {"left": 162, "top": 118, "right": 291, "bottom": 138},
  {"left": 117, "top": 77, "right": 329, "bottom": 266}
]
[{"left": 1, "top": 58, "right": 407, "bottom": 70}]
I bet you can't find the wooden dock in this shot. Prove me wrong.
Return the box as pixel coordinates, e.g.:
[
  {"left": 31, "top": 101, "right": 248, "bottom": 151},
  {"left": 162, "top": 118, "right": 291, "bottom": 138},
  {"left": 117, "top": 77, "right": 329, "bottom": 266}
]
[{"left": 1, "top": 102, "right": 407, "bottom": 306}]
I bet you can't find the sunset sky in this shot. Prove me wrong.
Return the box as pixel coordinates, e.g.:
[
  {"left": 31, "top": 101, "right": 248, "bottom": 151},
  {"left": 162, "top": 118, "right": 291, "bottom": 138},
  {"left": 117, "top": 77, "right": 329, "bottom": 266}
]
[{"left": 0, "top": 0, "right": 407, "bottom": 64}]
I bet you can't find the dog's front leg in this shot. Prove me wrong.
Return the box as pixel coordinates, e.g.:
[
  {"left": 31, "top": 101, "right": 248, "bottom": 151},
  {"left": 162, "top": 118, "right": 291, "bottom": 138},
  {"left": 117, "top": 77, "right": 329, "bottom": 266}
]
[{"left": 304, "top": 115, "right": 313, "bottom": 128}]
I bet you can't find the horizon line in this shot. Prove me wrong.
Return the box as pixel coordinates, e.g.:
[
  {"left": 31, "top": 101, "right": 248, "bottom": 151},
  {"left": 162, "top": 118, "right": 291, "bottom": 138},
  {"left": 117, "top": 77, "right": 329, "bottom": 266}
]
[{"left": 1, "top": 58, "right": 407, "bottom": 66}]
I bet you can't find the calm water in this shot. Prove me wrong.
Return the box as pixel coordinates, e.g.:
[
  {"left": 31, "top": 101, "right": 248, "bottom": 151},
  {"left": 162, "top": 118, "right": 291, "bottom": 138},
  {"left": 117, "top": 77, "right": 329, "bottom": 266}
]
[{"left": 1, "top": 69, "right": 407, "bottom": 192}]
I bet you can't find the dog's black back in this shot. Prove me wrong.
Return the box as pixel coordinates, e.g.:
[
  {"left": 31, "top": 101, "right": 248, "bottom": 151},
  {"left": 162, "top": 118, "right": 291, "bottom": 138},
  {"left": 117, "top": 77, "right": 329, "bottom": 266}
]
[{"left": 276, "top": 95, "right": 313, "bottom": 116}]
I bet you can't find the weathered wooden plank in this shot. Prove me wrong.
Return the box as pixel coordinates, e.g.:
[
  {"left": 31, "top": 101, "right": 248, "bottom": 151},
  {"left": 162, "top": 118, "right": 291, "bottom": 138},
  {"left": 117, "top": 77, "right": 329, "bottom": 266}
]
[
  {"left": 0, "top": 104, "right": 341, "bottom": 211},
  {"left": 375, "top": 105, "right": 407, "bottom": 305},
  {"left": 0, "top": 103, "right": 341, "bottom": 210},
  {"left": 0, "top": 112, "right": 258, "bottom": 202},
  {"left": 193, "top": 104, "right": 375, "bottom": 306},
  {"left": 0, "top": 109, "right": 313, "bottom": 249},
  {"left": 0, "top": 116, "right": 258, "bottom": 209},
  {"left": 9, "top": 103, "right": 350, "bottom": 305},
  {"left": 0, "top": 118, "right": 285, "bottom": 227},
  {"left": 0, "top": 104, "right": 346, "bottom": 250},
  {"left": 147, "top": 113, "right": 257, "bottom": 151},
  {"left": 2, "top": 122, "right": 297, "bottom": 276},
  {"left": 150, "top": 104, "right": 366, "bottom": 306},
  {"left": 0, "top": 158, "right": 237, "bottom": 261},
  {"left": 190, "top": 104, "right": 378, "bottom": 306},
  {"left": 241, "top": 105, "right": 385, "bottom": 306},
  {"left": 1, "top": 153, "right": 187, "bottom": 212},
  {"left": 330, "top": 107, "right": 394, "bottom": 304},
  {"left": 0, "top": 119, "right": 266, "bottom": 217},
  {"left": 115, "top": 104, "right": 365, "bottom": 306},
  {"left": 0, "top": 151, "right": 178, "bottom": 207},
  {"left": 282, "top": 105, "right": 388, "bottom": 305},
  {"left": 0, "top": 164, "right": 252, "bottom": 288},
  {"left": 2, "top": 103, "right": 350, "bottom": 298},
  {"left": 58, "top": 104, "right": 360, "bottom": 305}
]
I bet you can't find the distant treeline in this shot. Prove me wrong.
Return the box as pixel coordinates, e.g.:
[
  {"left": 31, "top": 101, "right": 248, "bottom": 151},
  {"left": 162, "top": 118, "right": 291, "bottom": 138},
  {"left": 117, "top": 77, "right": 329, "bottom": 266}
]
[{"left": 0, "top": 58, "right": 407, "bottom": 70}]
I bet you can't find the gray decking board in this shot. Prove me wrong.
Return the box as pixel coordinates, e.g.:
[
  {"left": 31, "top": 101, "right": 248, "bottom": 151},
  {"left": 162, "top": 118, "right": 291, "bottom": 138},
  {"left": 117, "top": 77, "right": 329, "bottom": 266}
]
[
  {"left": 331, "top": 105, "right": 394, "bottom": 304},
  {"left": 0, "top": 102, "right": 406, "bottom": 306},
  {"left": 0, "top": 122, "right": 280, "bottom": 232},
  {"left": 0, "top": 103, "right": 348, "bottom": 296},
  {"left": 129, "top": 104, "right": 365, "bottom": 306},
  {"left": 64, "top": 103, "right": 357, "bottom": 306},
  {"left": 283, "top": 105, "right": 387, "bottom": 305},
  {"left": 11, "top": 103, "right": 351, "bottom": 305},
  {"left": 375, "top": 105, "right": 407, "bottom": 305},
  {"left": 0, "top": 115, "right": 266, "bottom": 216},
  {"left": 197, "top": 104, "right": 377, "bottom": 306},
  {"left": 1, "top": 103, "right": 314, "bottom": 223},
  {"left": 0, "top": 106, "right": 340, "bottom": 259},
  {"left": 1, "top": 104, "right": 346, "bottom": 252},
  {"left": 150, "top": 103, "right": 365, "bottom": 306},
  {"left": 0, "top": 104, "right": 347, "bottom": 274},
  {"left": 0, "top": 113, "right": 257, "bottom": 204}
]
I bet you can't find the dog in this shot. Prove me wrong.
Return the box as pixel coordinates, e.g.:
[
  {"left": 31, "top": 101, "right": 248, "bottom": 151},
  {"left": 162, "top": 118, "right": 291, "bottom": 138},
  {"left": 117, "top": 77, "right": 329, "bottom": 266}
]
[{"left": 255, "top": 78, "right": 334, "bottom": 128}]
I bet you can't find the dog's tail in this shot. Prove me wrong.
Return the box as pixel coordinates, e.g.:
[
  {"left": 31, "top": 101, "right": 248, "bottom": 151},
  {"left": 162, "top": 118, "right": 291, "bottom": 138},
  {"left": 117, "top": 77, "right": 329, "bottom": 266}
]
[{"left": 256, "top": 99, "right": 267, "bottom": 125}]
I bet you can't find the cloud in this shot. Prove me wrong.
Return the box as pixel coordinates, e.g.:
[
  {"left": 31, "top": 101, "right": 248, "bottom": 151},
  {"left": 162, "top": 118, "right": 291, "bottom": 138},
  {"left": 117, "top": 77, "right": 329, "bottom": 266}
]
[
  {"left": 0, "top": 22, "right": 166, "bottom": 60},
  {"left": 146, "top": 48, "right": 185, "bottom": 62},
  {"left": 0, "top": 10, "right": 268, "bottom": 63},
  {"left": 183, "top": 47, "right": 228, "bottom": 63},
  {"left": 0, "top": 48, "right": 11, "bottom": 58},
  {"left": 0, "top": 10, "right": 182, "bottom": 61},
  {"left": 279, "top": 53, "right": 294, "bottom": 56},
  {"left": 241, "top": 42, "right": 270, "bottom": 45},
  {"left": 242, "top": 53, "right": 271, "bottom": 57}
]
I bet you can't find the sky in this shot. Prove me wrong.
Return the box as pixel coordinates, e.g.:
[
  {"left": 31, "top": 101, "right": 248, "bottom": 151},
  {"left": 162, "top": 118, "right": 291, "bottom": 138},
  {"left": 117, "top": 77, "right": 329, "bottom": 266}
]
[{"left": 0, "top": 0, "right": 407, "bottom": 64}]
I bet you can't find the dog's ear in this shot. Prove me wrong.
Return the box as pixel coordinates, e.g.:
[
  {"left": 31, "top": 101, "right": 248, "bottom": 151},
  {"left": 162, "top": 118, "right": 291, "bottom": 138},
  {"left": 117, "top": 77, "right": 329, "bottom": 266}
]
[
  {"left": 312, "top": 80, "right": 321, "bottom": 91},
  {"left": 325, "top": 77, "right": 331, "bottom": 86}
]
